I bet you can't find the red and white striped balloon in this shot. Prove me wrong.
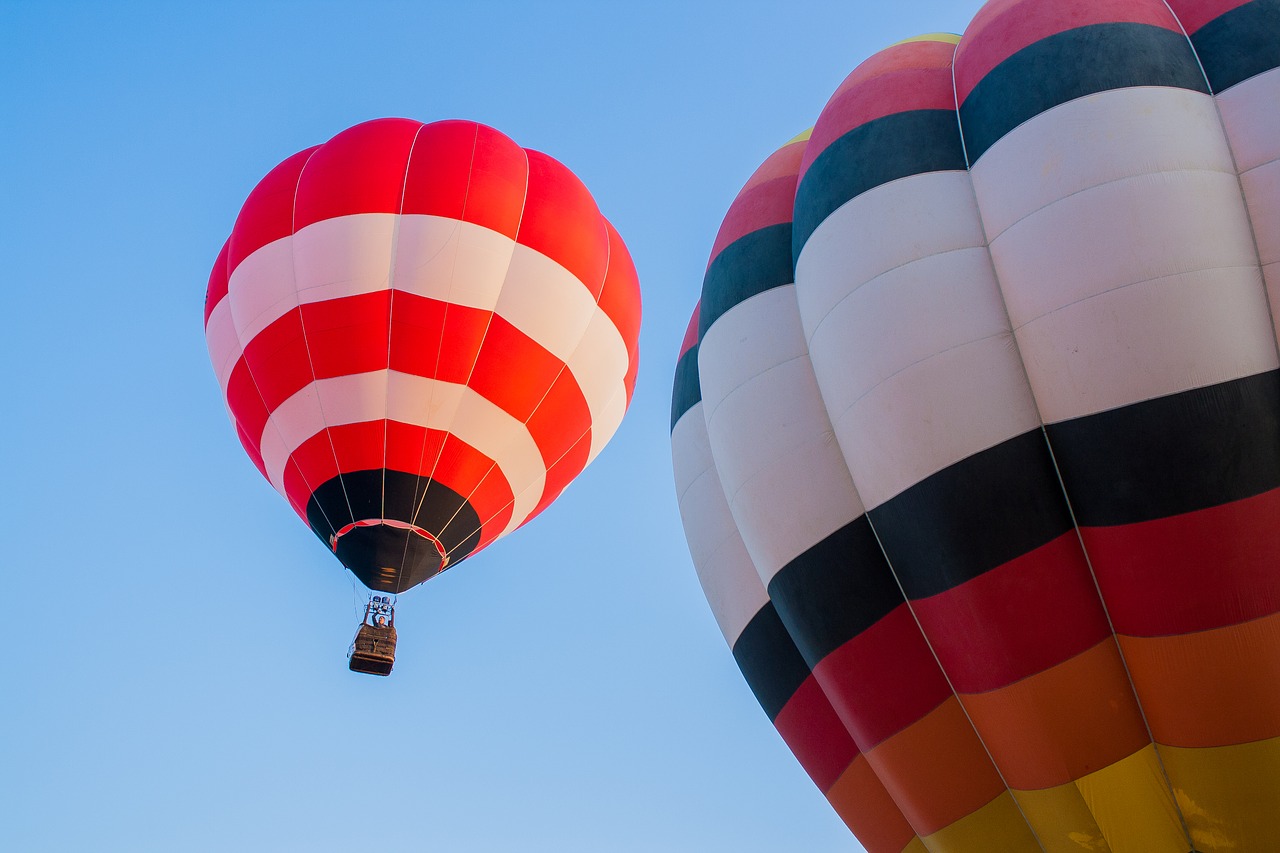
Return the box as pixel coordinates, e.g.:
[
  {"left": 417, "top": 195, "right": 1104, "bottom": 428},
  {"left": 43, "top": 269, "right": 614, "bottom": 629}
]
[{"left": 205, "top": 118, "right": 640, "bottom": 593}]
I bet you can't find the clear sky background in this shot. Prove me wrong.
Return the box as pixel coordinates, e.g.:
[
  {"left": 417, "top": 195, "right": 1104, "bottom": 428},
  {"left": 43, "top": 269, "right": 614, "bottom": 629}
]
[{"left": 2, "top": 2, "right": 983, "bottom": 850}]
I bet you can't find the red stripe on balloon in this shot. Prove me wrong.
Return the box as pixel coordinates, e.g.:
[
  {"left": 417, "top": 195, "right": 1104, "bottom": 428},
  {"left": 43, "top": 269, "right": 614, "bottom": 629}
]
[
  {"left": 1081, "top": 486, "right": 1280, "bottom": 637},
  {"left": 229, "top": 291, "right": 591, "bottom": 467},
  {"left": 773, "top": 672, "right": 864, "bottom": 792},
  {"left": 402, "top": 120, "right": 529, "bottom": 240},
  {"left": 519, "top": 149, "right": 610, "bottom": 301},
  {"left": 292, "top": 118, "right": 420, "bottom": 232},
  {"left": 283, "top": 421, "right": 514, "bottom": 546},
  {"left": 234, "top": 420, "right": 268, "bottom": 480},
  {"left": 911, "top": 531, "right": 1113, "bottom": 693},
  {"left": 801, "top": 40, "right": 958, "bottom": 183},
  {"left": 954, "top": 0, "right": 1183, "bottom": 101},
  {"left": 1165, "top": 0, "right": 1255, "bottom": 34},
  {"left": 226, "top": 146, "right": 318, "bottom": 275},
  {"left": 813, "top": 604, "right": 954, "bottom": 750},
  {"left": 678, "top": 303, "right": 700, "bottom": 362},
  {"left": 709, "top": 140, "right": 806, "bottom": 264},
  {"left": 599, "top": 219, "right": 643, "bottom": 387},
  {"left": 204, "top": 239, "right": 230, "bottom": 326},
  {"left": 225, "top": 359, "right": 272, "bottom": 461}
]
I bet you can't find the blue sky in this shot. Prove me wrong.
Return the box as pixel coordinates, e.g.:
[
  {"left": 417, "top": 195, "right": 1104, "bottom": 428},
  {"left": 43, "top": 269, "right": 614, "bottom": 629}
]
[{"left": 2, "top": 2, "right": 983, "bottom": 850}]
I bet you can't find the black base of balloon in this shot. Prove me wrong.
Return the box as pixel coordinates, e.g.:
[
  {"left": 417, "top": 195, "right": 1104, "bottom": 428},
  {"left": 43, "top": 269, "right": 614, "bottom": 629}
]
[{"left": 337, "top": 524, "right": 444, "bottom": 593}]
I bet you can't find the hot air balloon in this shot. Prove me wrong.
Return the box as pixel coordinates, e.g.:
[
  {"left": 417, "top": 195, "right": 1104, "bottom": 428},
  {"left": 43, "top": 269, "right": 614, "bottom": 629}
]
[
  {"left": 672, "top": 0, "right": 1279, "bottom": 849},
  {"left": 206, "top": 118, "right": 640, "bottom": 675}
]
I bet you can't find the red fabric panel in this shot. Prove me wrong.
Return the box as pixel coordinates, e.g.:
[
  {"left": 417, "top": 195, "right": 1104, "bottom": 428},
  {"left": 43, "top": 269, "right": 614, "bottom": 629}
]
[
  {"left": 1081, "top": 487, "right": 1280, "bottom": 637},
  {"left": 1165, "top": 0, "right": 1254, "bottom": 34},
  {"left": 813, "top": 604, "right": 955, "bottom": 750},
  {"left": 236, "top": 293, "right": 589, "bottom": 465},
  {"left": 283, "top": 430, "right": 344, "bottom": 514},
  {"left": 403, "top": 427, "right": 513, "bottom": 545},
  {"left": 955, "top": 0, "right": 1182, "bottom": 101},
  {"left": 709, "top": 176, "right": 801, "bottom": 268},
  {"left": 801, "top": 40, "right": 958, "bottom": 182},
  {"left": 239, "top": 307, "right": 312, "bottom": 412},
  {"left": 518, "top": 149, "right": 609, "bottom": 298},
  {"left": 283, "top": 421, "right": 514, "bottom": 542},
  {"left": 227, "top": 146, "right": 318, "bottom": 275},
  {"left": 678, "top": 302, "right": 700, "bottom": 361},
  {"left": 390, "top": 295, "right": 484, "bottom": 386},
  {"left": 292, "top": 118, "right": 420, "bottom": 230},
  {"left": 739, "top": 136, "right": 808, "bottom": 197},
  {"left": 204, "top": 238, "right": 229, "bottom": 326},
  {"left": 225, "top": 358, "right": 272, "bottom": 459},
  {"left": 598, "top": 219, "right": 643, "bottom": 368},
  {"left": 468, "top": 313, "right": 567, "bottom": 421},
  {"left": 302, "top": 289, "right": 391, "bottom": 380},
  {"left": 402, "top": 121, "right": 528, "bottom": 240},
  {"left": 624, "top": 350, "right": 639, "bottom": 404},
  {"left": 773, "top": 672, "right": 863, "bottom": 792},
  {"left": 234, "top": 420, "right": 268, "bottom": 480},
  {"left": 708, "top": 134, "right": 806, "bottom": 263},
  {"left": 911, "top": 531, "right": 1112, "bottom": 693},
  {"left": 525, "top": 368, "right": 593, "bottom": 469},
  {"left": 523, "top": 426, "right": 592, "bottom": 525}
]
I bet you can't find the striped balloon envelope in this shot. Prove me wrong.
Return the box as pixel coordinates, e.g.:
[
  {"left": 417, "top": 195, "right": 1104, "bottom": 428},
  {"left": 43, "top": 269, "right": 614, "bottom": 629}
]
[
  {"left": 672, "top": 0, "right": 1279, "bottom": 850},
  {"left": 206, "top": 118, "right": 640, "bottom": 594}
]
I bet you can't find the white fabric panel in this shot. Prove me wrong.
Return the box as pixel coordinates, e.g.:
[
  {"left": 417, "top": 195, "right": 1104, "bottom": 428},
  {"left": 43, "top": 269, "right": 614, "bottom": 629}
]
[
  {"left": 292, "top": 213, "right": 395, "bottom": 301},
  {"left": 971, "top": 83, "right": 1279, "bottom": 422},
  {"left": 257, "top": 383, "right": 328, "bottom": 499},
  {"left": 832, "top": 335, "right": 1042, "bottom": 507},
  {"left": 390, "top": 369, "right": 546, "bottom": 536},
  {"left": 495, "top": 243, "right": 599, "bottom": 364},
  {"left": 259, "top": 370, "right": 544, "bottom": 526},
  {"left": 585, "top": 384, "right": 627, "bottom": 466},
  {"left": 794, "top": 170, "right": 988, "bottom": 338},
  {"left": 989, "top": 171, "right": 1258, "bottom": 329},
  {"left": 672, "top": 406, "right": 769, "bottom": 646},
  {"left": 701, "top": 286, "right": 865, "bottom": 583},
  {"left": 672, "top": 401, "right": 714, "bottom": 501},
  {"left": 698, "top": 288, "right": 808, "bottom": 420},
  {"left": 1245, "top": 159, "right": 1280, "bottom": 267},
  {"left": 228, "top": 236, "right": 300, "bottom": 346},
  {"left": 815, "top": 267, "right": 1040, "bottom": 509},
  {"left": 970, "top": 87, "right": 1233, "bottom": 240},
  {"left": 1013, "top": 267, "right": 1276, "bottom": 423},
  {"left": 566, "top": 307, "right": 631, "bottom": 460},
  {"left": 1217, "top": 67, "right": 1280, "bottom": 173},
  {"left": 204, "top": 297, "right": 242, "bottom": 394},
  {"left": 392, "top": 215, "right": 515, "bottom": 311},
  {"left": 231, "top": 216, "right": 610, "bottom": 381},
  {"left": 798, "top": 170, "right": 1044, "bottom": 508}
]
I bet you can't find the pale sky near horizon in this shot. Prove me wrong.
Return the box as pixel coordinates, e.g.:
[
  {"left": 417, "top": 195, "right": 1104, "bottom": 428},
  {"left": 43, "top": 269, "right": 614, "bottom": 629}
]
[{"left": 1, "top": 2, "right": 983, "bottom": 850}]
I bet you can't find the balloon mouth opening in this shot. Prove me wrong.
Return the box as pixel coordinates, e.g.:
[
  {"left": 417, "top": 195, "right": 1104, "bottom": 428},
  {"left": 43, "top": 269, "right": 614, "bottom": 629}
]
[{"left": 330, "top": 519, "right": 450, "bottom": 571}]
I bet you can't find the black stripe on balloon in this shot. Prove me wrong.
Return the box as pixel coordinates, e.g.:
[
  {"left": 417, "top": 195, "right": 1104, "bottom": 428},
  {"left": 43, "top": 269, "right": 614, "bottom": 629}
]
[
  {"left": 792, "top": 110, "right": 966, "bottom": 263},
  {"left": 698, "top": 223, "right": 793, "bottom": 339},
  {"left": 765, "top": 517, "right": 905, "bottom": 670},
  {"left": 959, "top": 23, "right": 1210, "bottom": 163},
  {"left": 1187, "top": 0, "right": 1280, "bottom": 92},
  {"left": 731, "top": 601, "right": 813, "bottom": 722},
  {"left": 868, "top": 428, "right": 1075, "bottom": 600},
  {"left": 1045, "top": 369, "right": 1280, "bottom": 527},
  {"left": 306, "top": 469, "right": 482, "bottom": 592},
  {"left": 670, "top": 342, "right": 702, "bottom": 432}
]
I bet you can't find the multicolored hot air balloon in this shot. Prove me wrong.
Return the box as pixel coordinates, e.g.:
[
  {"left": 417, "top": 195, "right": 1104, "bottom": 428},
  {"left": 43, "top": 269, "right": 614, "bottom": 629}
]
[
  {"left": 206, "top": 118, "right": 640, "bottom": 671},
  {"left": 673, "top": 0, "right": 1279, "bottom": 849}
]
